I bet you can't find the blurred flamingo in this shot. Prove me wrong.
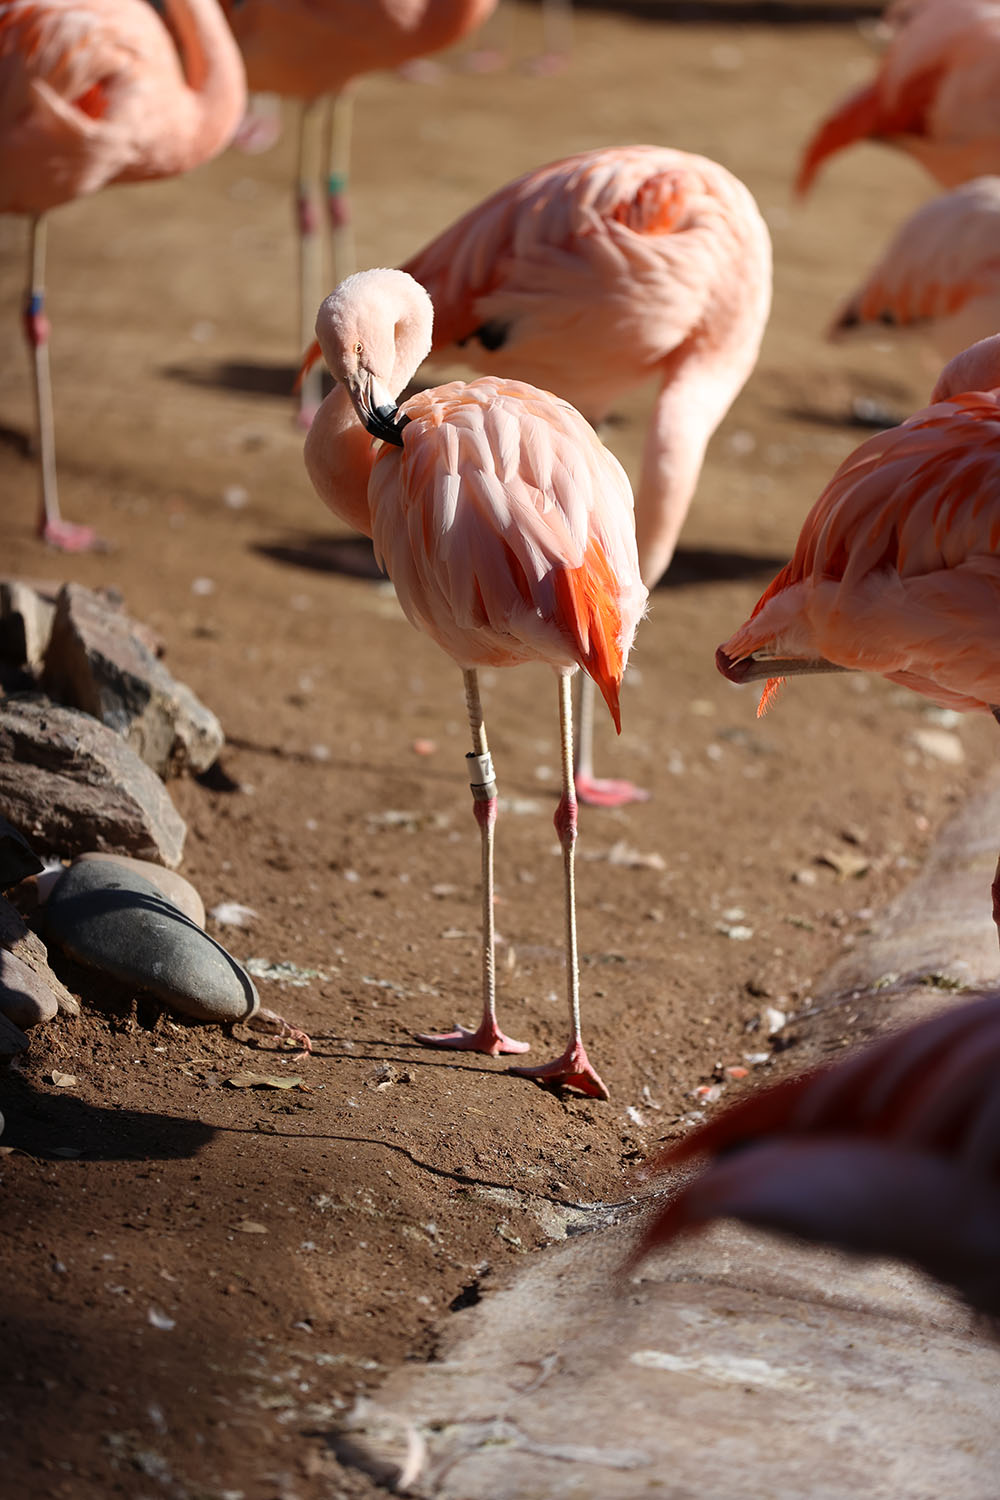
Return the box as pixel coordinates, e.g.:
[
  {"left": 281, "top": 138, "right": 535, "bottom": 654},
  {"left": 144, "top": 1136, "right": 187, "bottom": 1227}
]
[
  {"left": 830, "top": 176, "right": 1000, "bottom": 362},
  {"left": 627, "top": 336, "right": 1000, "bottom": 1312},
  {"left": 797, "top": 0, "right": 1000, "bottom": 197},
  {"left": 0, "top": 0, "right": 246, "bottom": 550},
  {"left": 301, "top": 268, "right": 647, "bottom": 1098},
  {"left": 220, "top": 0, "right": 497, "bottom": 422},
  {"left": 401, "top": 144, "right": 772, "bottom": 803},
  {"left": 625, "top": 992, "right": 1000, "bottom": 1317}
]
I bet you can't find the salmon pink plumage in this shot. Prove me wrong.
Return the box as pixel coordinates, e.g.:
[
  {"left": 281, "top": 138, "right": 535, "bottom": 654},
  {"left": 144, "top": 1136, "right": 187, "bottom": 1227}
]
[{"left": 303, "top": 268, "right": 647, "bottom": 1099}]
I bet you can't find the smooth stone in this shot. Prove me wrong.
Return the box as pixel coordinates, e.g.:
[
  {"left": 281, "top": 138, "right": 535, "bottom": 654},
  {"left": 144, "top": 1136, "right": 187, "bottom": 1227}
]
[
  {"left": 44, "top": 860, "right": 258, "bottom": 1023},
  {"left": 0, "top": 893, "right": 79, "bottom": 1015},
  {"left": 0, "top": 814, "right": 44, "bottom": 891},
  {"left": 0, "top": 950, "right": 59, "bottom": 1029},
  {"left": 72, "top": 853, "right": 206, "bottom": 928}
]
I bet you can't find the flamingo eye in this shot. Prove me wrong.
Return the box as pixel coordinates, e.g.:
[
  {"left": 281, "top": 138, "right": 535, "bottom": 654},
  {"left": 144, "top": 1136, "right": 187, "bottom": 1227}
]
[{"left": 354, "top": 341, "right": 364, "bottom": 355}]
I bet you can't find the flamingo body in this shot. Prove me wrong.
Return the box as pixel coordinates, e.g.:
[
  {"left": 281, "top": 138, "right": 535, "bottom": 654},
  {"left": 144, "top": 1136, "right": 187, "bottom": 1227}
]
[
  {"left": 627, "top": 994, "right": 1000, "bottom": 1316},
  {"left": 797, "top": 0, "right": 1000, "bottom": 195},
  {"left": 223, "top": 0, "right": 495, "bottom": 98},
  {"left": 401, "top": 144, "right": 770, "bottom": 801},
  {"left": 717, "top": 337, "right": 1000, "bottom": 716},
  {"left": 303, "top": 268, "right": 646, "bottom": 1096},
  {"left": 0, "top": 0, "right": 246, "bottom": 214},
  {"left": 832, "top": 176, "right": 1000, "bottom": 360}
]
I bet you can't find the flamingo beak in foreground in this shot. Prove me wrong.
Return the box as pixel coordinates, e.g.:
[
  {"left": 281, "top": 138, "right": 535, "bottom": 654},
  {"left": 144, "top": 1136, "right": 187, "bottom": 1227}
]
[
  {"left": 346, "top": 370, "right": 409, "bottom": 448},
  {"left": 715, "top": 646, "right": 848, "bottom": 683}
]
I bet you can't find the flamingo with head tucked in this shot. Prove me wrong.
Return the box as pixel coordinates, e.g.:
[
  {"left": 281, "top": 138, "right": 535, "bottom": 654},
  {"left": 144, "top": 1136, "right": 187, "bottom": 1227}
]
[
  {"left": 0, "top": 0, "right": 247, "bottom": 549},
  {"left": 401, "top": 144, "right": 772, "bottom": 804},
  {"left": 301, "top": 267, "right": 647, "bottom": 1099}
]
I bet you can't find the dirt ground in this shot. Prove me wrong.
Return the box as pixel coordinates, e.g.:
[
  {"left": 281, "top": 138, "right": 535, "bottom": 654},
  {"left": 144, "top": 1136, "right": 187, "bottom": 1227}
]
[{"left": 1, "top": 4, "right": 997, "bottom": 1497}]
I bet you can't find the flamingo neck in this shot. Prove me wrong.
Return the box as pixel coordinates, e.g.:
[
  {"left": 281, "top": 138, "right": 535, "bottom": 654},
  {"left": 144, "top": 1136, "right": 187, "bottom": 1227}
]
[
  {"left": 634, "top": 362, "right": 735, "bottom": 588},
  {"left": 153, "top": 0, "right": 247, "bottom": 172},
  {"left": 303, "top": 385, "right": 378, "bottom": 538}
]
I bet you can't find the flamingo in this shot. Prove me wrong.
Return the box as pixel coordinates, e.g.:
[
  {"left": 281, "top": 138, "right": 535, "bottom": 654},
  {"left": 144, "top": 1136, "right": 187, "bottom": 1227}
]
[
  {"left": 300, "top": 268, "right": 647, "bottom": 1099},
  {"left": 0, "top": 0, "right": 247, "bottom": 550},
  {"left": 625, "top": 993, "right": 1000, "bottom": 1317},
  {"left": 219, "top": 0, "right": 497, "bottom": 423},
  {"left": 830, "top": 176, "right": 1000, "bottom": 362},
  {"left": 797, "top": 0, "right": 1000, "bottom": 197},
  {"left": 400, "top": 144, "right": 772, "bottom": 804},
  {"left": 626, "top": 336, "right": 1000, "bottom": 1311}
]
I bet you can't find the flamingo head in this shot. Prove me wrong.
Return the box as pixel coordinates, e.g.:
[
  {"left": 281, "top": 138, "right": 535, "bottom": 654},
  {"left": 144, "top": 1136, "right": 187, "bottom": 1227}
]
[{"left": 313, "top": 269, "right": 434, "bottom": 445}]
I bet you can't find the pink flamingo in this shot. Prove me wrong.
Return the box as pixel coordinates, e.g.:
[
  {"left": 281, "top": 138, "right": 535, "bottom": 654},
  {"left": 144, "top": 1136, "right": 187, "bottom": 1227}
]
[
  {"left": 627, "top": 335, "right": 1000, "bottom": 1309},
  {"left": 797, "top": 0, "right": 1000, "bottom": 197},
  {"left": 0, "top": 0, "right": 247, "bottom": 550},
  {"left": 626, "top": 993, "right": 1000, "bottom": 1316},
  {"left": 830, "top": 175, "right": 1000, "bottom": 361},
  {"left": 400, "top": 145, "right": 772, "bottom": 804},
  {"left": 301, "top": 268, "right": 647, "bottom": 1099},
  {"left": 220, "top": 0, "right": 497, "bottom": 422}
]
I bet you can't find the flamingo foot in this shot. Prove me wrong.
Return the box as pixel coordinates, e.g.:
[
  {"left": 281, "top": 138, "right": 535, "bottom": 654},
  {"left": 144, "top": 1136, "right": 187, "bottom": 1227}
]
[
  {"left": 523, "top": 50, "right": 570, "bottom": 77},
  {"left": 39, "top": 515, "right": 107, "bottom": 553},
  {"left": 248, "top": 1007, "right": 313, "bottom": 1056},
  {"left": 574, "top": 771, "right": 650, "bottom": 808},
  {"left": 415, "top": 1018, "right": 530, "bottom": 1056},
  {"left": 462, "top": 47, "right": 508, "bottom": 73},
  {"left": 510, "top": 1040, "right": 609, "bottom": 1099},
  {"left": 233, "top": 105, "right": 283, "bottom": 155},
  {"left": 395, "top": 58, "right": 443, "bottom": 83}
]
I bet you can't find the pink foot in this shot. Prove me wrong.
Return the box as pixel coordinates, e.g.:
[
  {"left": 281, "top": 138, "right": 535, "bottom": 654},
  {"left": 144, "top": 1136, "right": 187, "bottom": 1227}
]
[
  {"left": 395, "top": 58, "right": 443, "bottom": 83},
  {"left": 39, "top": 516, "right": 107, "bottom": 553},
  {"left": 415, "top": 1018, "right": 530, "bottom": 1056},
  {"left": 233, "top": 109, "right": 283, "bottom": 155},
  {"left": 574, "top": 771, "right": 650, "bottom": 808},
  {"left": 248, "top": 1007, "right": 313, "bottom": 1056},
  {"left": 523, "top": 51, "right": 570, "bottom": 76},
  {"left": 296, "top": 400, "right": 320, "bottom": 431},
  {"left": 463, "top": 47, "right": 508, "bottom": 73},
  {"left": 511, "top": 1040, "right": 609, "bottom": 1099}
]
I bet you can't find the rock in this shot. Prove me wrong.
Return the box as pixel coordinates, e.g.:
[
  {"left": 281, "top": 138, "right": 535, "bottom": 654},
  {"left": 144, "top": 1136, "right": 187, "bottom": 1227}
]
[
  {"left": 0, "top": 696, "right": 186, "bottom": 867},
  {"left": 43, "top": 860, "right": 258, "bottom": 1023},
  {"left": 42, "top": 582, "right": 224, "bottom": 777},
  {"left": 0, "top": 815, "right": 44, "bottom": 890},
  {"left": 0, "top": 580, "right": 58, "bottom": 673},
  {"left": 0, "top": 1011, "right": 28, "bottom": 1057},
  {"left": 0, "top": 894, "right": 79, "bottom": 1016},
  {"left": 72, "top": 853, "right": 206, "bottom": 927},
  {"left": 0, "top": 950, "right": 59, "bottom": 1028}
]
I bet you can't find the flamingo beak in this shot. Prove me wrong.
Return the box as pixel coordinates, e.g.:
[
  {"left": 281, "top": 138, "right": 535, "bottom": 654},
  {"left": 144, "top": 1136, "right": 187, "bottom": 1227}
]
[
  {"left": 293, "top": 339, "right": 323, "bottom": 394},
  {"left": 349, "top": 371, "right": 409, "bottom": 448}
]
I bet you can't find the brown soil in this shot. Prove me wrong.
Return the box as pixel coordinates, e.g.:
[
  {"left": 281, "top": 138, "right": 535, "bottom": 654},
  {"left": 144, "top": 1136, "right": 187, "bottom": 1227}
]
[{"left": 1, "top": 6, "right": 995, "bottom": 1498}]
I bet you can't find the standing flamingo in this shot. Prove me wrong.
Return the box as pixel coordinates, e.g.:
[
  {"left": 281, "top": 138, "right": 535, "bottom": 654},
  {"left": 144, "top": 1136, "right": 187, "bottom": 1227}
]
[
  {"left": 301, "top": 268, "right": 647, "bottom": 1098},
  {"left": 627, "top": 335, "right": 1000, "bottom": 1309},
  {"left": 0, "top": 0, "right": 247, "bottom": 550},
  {"left": 220, "top": 0, "right": 497, "bottom": 422},
  {"left": 797, "top": 0, "right": 1000, "bottom": 197},
  {"left": 626, "top": 993, "right": 1000, "bottom": 1317},
  {"left": 401, "top": 145, "right": 772, "bottom": 804},
  {"left": 830, "top": 176, "right": 1000, "bottom": 362}
]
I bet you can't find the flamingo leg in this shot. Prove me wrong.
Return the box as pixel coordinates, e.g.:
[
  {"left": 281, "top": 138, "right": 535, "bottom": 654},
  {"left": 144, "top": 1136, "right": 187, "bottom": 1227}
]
[
  {"left": 296, "top": 99, "right": 325, "bottom": 428},
  {"left": 324, "top": 85, "right": 356, "bottom": 286},
  {"left": 415, "top": 668, "right": 530, "bottom": 1056},
  {"left": 527, "top": 0, "right": 573, "bottom": 74},
  {"left": 574, "top": 672, "right": 649, "bottom": 807},
  {"left": 233, "top": 91, "right": 284, "bottom": 154},
  {"left": 512, "top": 672, "right": 609, "bottom": 1099},
  {"left": 25, "top": 217, "right": 100, "bottom": 553}
]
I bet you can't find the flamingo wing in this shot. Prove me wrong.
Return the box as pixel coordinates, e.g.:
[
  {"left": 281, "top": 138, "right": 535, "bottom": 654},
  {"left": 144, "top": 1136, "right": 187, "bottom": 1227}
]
[{"left": 368, "top": 376, "right": 647, "bottom": 726}]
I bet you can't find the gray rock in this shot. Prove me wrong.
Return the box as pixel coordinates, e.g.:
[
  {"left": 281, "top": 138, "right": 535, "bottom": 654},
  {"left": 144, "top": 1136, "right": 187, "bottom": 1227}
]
[
  {"left": 42, "top": 582, "right": 224, "bottom": 778},
  {"left": 0, "top": 815, "right": 44, "bottom": 890},
  {"left": 0, "top": 696, "right": 186, "bottom": 867},
  {"left": 0, "top": 1011, "right": 28, "bottom": 1056},
  {"left": 72, "top": 853, "right": 206, "bottom": 927},
  {"left": 0, "top": 950, "right": 59, "bottom": 1028},
  {"left": 0, "top": 893, "right": 79, "bottom": 1016},
  {"left": 44, "top": 859, "right": 258, "bottom": 1023},
  {"left": 0, "top": 580, "right": 57, "bottom": 673}
]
